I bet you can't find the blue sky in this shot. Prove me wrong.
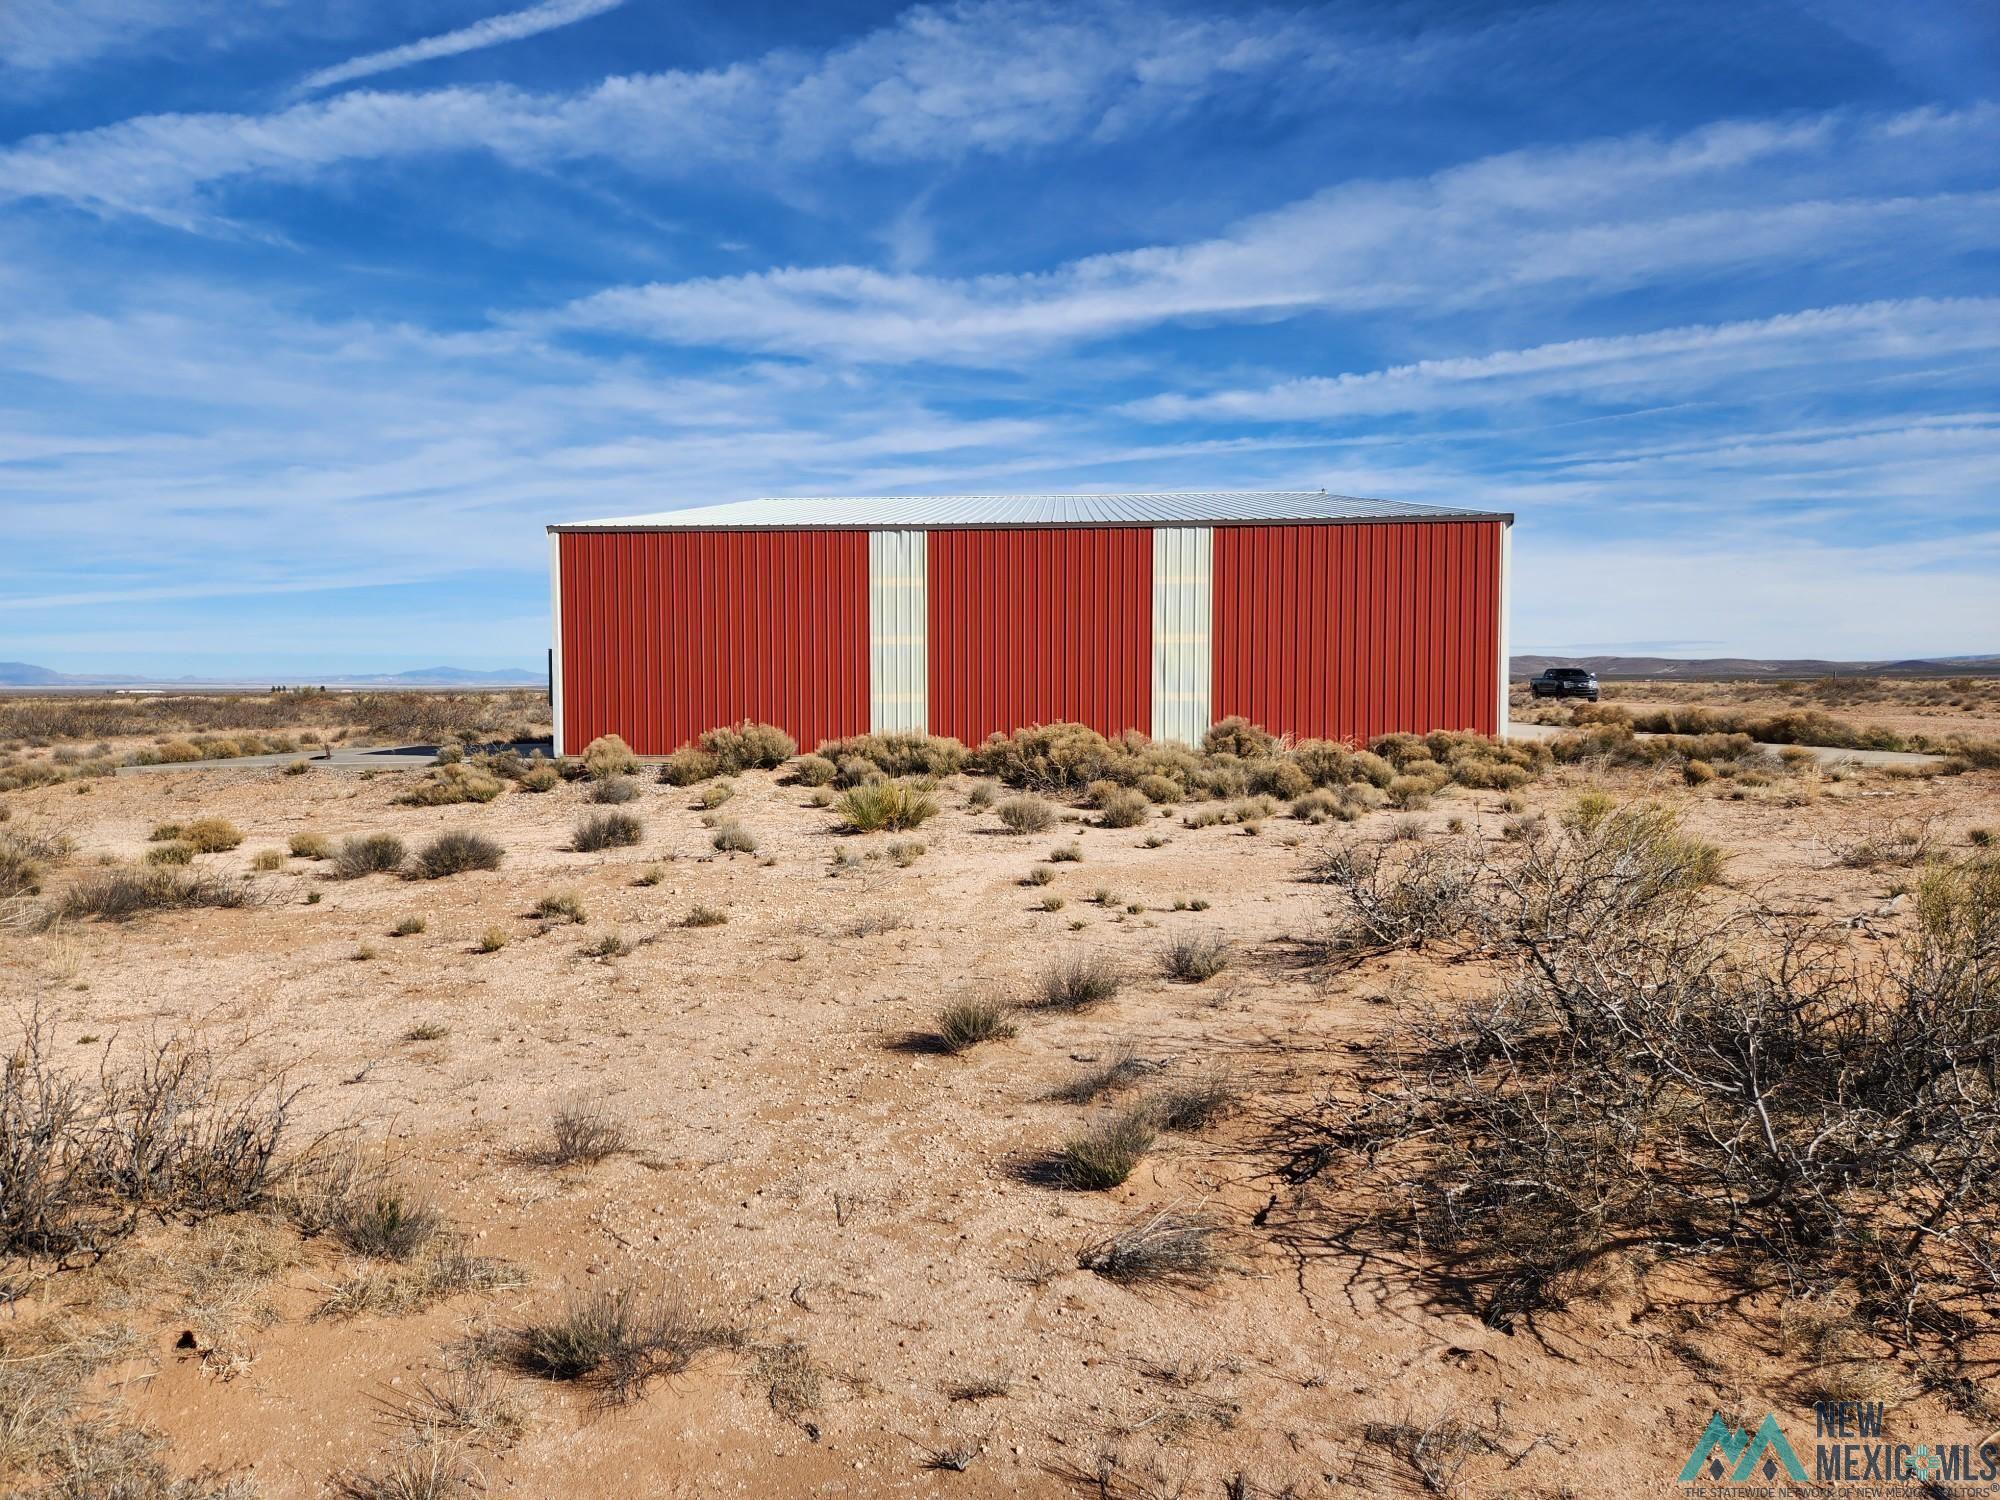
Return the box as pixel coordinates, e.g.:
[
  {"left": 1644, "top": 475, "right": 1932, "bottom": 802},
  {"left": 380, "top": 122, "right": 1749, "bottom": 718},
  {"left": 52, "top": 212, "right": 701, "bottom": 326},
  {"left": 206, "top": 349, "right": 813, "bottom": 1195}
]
[{"left": 2, "top": 0, "right": 1996, "bottom": 675}]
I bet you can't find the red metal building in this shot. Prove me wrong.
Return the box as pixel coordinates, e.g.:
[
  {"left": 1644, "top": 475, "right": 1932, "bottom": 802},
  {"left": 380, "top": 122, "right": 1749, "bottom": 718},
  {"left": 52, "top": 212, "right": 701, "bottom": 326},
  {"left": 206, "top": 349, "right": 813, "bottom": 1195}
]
[{"left": 548, "top": 493, "right": 1511, "bottom": 756}]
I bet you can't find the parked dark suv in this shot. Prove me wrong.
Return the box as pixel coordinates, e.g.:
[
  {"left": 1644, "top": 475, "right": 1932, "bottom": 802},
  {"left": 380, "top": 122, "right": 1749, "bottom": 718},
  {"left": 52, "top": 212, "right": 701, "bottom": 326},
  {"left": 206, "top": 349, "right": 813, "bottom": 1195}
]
[{"left": 1529, "top": 666, "right": 1600, "bottom": 702}]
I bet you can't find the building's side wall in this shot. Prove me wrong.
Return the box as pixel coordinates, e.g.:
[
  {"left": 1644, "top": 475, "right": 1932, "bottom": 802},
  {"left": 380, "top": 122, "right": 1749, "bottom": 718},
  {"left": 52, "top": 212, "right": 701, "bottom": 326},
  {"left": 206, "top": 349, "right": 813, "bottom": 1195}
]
[
  {"left": 1150, "top": 527, "right": 1212, "bottom": 746},
  {"left": 926, "top": 527, "right": 1151, "bottom": 744},
  {"left": 556, "top": 529, "right": 869, "bottom": 755},
  {"left": 1211, "top": 520, "right": 1502, "bottom": 741},
  {"left": 868, "top": 530, "right": 928, "bottom": 734}
]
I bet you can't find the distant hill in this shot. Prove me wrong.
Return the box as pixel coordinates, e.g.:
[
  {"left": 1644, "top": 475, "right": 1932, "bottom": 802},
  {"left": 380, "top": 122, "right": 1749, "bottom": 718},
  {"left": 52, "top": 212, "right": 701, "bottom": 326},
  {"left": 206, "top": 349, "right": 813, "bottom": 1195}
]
[
  {"left": 1513, "top": 654, "right": 2000, "bottom": 680},
  {"left": 0, "top": 662, "right": 541, "bottom": 689}
]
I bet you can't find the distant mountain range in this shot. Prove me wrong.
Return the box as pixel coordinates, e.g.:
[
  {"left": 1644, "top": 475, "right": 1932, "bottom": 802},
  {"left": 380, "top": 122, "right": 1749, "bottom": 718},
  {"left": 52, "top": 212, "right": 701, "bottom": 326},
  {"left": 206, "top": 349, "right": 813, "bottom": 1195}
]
[
  {"left": 1513, "top": 654, "right": 2000, "bottom": 680},
  {"left": 0, "top": 662, "right": 542, "bottom": 689}
]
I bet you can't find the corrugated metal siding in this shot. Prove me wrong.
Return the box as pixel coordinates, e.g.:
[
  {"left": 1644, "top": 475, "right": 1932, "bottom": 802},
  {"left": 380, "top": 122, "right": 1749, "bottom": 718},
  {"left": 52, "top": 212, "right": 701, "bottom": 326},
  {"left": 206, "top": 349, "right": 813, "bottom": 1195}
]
[
  {"left": 869, "top": 530, "right": 927, "bottom": 733},
  {"left": 1151, "top": 527, "right": 1212, "bottom": 746},
  {"left": 557, "top": 529, "right": 868, "bottom": 755},
  {"left": 1212, "top": 521, "right": 1502, "bottom": 741},
  {"left": 927, "top": 528, "right": 1151, "bottom": 743}
]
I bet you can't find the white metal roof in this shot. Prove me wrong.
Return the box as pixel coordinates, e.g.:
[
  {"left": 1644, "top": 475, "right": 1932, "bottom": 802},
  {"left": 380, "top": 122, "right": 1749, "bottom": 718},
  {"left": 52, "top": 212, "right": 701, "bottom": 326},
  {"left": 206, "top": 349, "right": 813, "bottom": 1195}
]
[{"left": 549, "top": 492, "right": 1508, "bottom": 531}]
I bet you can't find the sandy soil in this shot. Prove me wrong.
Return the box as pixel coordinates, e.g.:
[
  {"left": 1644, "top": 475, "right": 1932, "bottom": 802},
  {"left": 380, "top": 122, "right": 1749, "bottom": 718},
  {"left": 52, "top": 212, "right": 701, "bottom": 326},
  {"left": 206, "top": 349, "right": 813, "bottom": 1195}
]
[{"left": 3, "top": 742, "right": 1998, "bottom": 1498}]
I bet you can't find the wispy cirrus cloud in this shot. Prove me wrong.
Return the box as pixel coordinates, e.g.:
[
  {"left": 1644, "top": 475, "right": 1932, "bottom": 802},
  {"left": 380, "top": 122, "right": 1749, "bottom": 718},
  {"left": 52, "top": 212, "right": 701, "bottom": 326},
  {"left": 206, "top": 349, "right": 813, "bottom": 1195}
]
[
  {"left": 299, "top": 0, "right": 626, "bottom": 93},
  {"left": 537, "top": 108, "right": 2000, "bottom": 362},
  {"left": 0, "top": 1, "right": 1365, "bottom": 219},
  {"left": 1124, "top": 299, "right": 2000, "bottom": 421}
]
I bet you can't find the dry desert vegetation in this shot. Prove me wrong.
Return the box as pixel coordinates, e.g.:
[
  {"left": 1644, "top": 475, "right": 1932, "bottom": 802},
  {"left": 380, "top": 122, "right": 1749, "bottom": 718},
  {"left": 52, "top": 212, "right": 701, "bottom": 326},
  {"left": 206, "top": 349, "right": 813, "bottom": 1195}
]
[{"left": 1, "top": 689, "right": 1998, "bottom": 1498}]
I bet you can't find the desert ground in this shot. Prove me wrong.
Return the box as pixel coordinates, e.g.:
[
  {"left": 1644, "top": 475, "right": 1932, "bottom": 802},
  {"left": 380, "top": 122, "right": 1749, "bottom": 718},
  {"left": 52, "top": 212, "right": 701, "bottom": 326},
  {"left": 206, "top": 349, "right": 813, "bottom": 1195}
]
[{"left": 2, "top": 686, "right": 1997, "bottom": 1499}]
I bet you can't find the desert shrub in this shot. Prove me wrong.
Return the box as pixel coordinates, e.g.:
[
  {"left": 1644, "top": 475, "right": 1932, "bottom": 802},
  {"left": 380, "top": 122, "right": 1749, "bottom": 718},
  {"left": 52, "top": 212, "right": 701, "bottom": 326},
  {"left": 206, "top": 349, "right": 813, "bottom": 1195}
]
[
  {"left": 250, "top": 848, "right": 286, "bottom": 871},
  {"left": 52, "top": 866, "right": 249, "bottom": 921},
  {"left": 837, "top": 780, "right": 939, "bottom": 833},
  {"left": 1095, "top": 786, "right": 1151, "bottom": 829},
  {"left": 536, "top": 891, "right": 587, "bottom": 923},
  {"left": 573, "top": 811, "right": 643, "bottom": 852},
  {"left": 1149, "top": 1072, "right": 1239, "bottom": 1132},
  {"left": 1035, "top": 953, "right": 1122, "bottom": 1011},
  {"left": 970, "top": 722, "right": 1120, "bottom": 793},
  {"left": 816, "top": 732, "right": 966, "bottom": 778},
  {"left": 1291, "top": 789, "right": 1342, "bottom": 824},
  {"left": 1249, "top": 757, "right": 1312, "bottom": 799},
  {"left": 534, "top": 1100, "right": 627, "bottom": 1166},
  {"left": 334, "top": 1187, "right": 443, "bottom": 1261},
  {"left": 658, "top": 747, "right": 719, "bottom": 786},
  {"left": 582, "top": 734, "right": 640, "bottom": 780},
  {"left": 1048, "top": 840, "right": 1082, "bottom": 862},
  {"left": 791, "top": 754, "right": 838, "bottom": 786},
  {"left": 1202, "top": 717, "right": 1275, "bottom": 758},
  {"left": 521, "top": 762, "right": 560, "bottom": 792},
  {"left": 965, "top": 781, "right": 995, "bottom": 810},
  {"left": 435, "top": 743, "right": 463, "bottom": 765},
  {"left": 589, "top": 775, "right": 641, "bottom": 804},
  {"left": 0, "top": 1016, "right": 300, "bottom": 1264},
  {"left": 1048, "top": 1043, "right": 1148, "bottom": 1104},
  {"left": 144, "top": 841, "right": 196, "bottom": 866},
  {"left": 507, "top": 1287, "right": 741, "bottom": 1402},
  {"left": 1077, "top": 1209, "right": 1229, "bottom": 1286},
  {"left": 935, "top": 997, "right": 1017, "bottom": 1053},
  {"left": 1281, "top": 806, "right": 1986, "bottom": 1339},
  {"left": 1313, "top": 836, "right": 1483, "bottom": 958},
  {"left": 395, "top": 764, "right": 504, "bottom": 806},
  {"left": 0, "top": 833, "right": 47, "bottom": 897},
  {"left": 333, "top": 833, "right": 408, "bottom": 879},
  {"left": 833, "top": 754, "right": 882, "bottom": 788},
  {"left": 289, "top": 831, "right": 331, "bottom": 859},
  {"left": 684, "top": 904, "right": 727, "bottom": 927},
  {"left": 996, "top": 795, "right": 1055, "bottom": 835},
  {"left": 696, "top": 780, "right": 734, "bottom": 809},
  {"left": 1058, "top": 1110, "right": 1156, "bottom": 1190},
  {"left": 700, "top": 721, "right": 796, "bottom": 773},
  {"left": 412, "top": 829, "right": 504, "bottom": 879},
  {"left": 150, "top": 816, "right": 241, "bottom": 852},
  {"left": 710, "top": 820, "right": 758, "bottom": 854},
  {"left": 1134, "top": 773, "right": 1182, "bottom": 804},
  {"left": 1827, "top": 813, "right": 1937, "bottom": 869},
  {"left": 477, "top": 926, "right": 509, "bottom": 952},
  {"left": 1161, "top": 933, "right": 1231, "bottom": 982}
]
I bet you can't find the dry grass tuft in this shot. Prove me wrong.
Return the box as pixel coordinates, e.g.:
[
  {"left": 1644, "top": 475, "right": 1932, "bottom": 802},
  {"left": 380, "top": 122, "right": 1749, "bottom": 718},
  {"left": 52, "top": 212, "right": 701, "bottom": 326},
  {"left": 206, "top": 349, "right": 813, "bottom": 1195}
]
[
  {"left": 1034, "top": 953, "right": 1122, "bottom": 1012},
  {"left": 934, "top": 997, "right": 1017, "bottom": 1053},
  {"left": 837, "top": 780, "right": 940, "bottom": 833},
  {"left": 572, "top": 811, "right": 642, "bottom": 852},
  {"left": 333, "top": 833, "right": 408, "bottom": 879},
  {"left": 996, "top": 795, "right": 1055, "bottom": 835},
  {"left": 532, "top": 1100, "right": 627, "bottom": 1166},
  {"left": 410, "top": 829, "right": 503, "bottom": 880},
  {"left": 506, "top": 1286, "right": 742, "bottom": 1403},
  {"left": 1058, "top": 1109, "right": 1156, "bottom": 1190},
  {"left": 1160, "top": 933, "right": 1231, "bottom": 982},
  {"left": 1077, "top": 1209, "right": 1231, "bottom": 1287}
]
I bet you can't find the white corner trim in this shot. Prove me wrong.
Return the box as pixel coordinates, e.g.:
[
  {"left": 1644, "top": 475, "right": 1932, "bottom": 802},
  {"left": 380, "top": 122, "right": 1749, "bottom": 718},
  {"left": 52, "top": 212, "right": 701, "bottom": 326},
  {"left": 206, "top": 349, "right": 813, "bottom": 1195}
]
[
  {"left": 548, "top": 531, "right": 565, "bottom": 758},
  {"left": 1497, "top": 520, "right": 1513, "bottom": 739}
]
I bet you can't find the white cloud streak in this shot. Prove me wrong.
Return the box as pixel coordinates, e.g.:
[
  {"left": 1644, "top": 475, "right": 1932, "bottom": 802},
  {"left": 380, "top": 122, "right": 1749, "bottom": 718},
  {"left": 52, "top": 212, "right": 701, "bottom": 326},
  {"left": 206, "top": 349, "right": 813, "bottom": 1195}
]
[
  {"left": 537, "top": 108, "right": 2000, "bottom": 362},
  {"left": 0, "top": 1, "right": 1362, "bottom": 218},
  {"left": 299, "top": 0, "right": 626, "bottom": 93},
  {"left": 1125, "top": 299, "right": 2000, "bottom": 421}
]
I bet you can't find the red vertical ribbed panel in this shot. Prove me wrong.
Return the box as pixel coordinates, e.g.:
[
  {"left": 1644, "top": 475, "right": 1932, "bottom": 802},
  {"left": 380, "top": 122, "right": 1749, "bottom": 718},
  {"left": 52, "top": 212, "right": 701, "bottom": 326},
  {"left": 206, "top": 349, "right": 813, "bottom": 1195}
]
[
  {"left": 558, "top": 530, "right": 868, "bottom": 754},
  {"left": 927, "top": 528, "right": 1150, "bottom": 743},
  {"left": 1212, "top": 521, "right": 1501, "bottom": 741}
]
